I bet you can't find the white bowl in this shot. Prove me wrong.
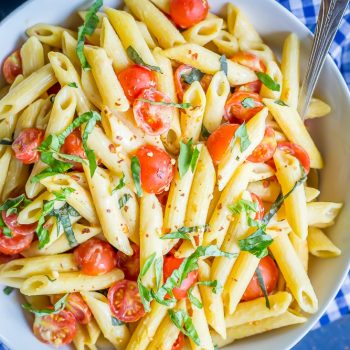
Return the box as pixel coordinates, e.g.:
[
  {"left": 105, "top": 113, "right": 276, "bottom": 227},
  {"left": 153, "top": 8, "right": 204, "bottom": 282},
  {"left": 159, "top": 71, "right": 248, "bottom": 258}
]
[{"left": 0, "top": 0, "right": 349, "bottom": 349}]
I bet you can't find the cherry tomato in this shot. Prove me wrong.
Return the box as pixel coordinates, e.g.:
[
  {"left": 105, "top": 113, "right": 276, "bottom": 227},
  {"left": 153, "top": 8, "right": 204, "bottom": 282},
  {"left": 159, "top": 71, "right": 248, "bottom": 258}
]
[
  {"left": 0, "top": 252, "right": 22, "bottom": 264},
  {"left": 0, "top": 230, "right": 33, "bottom": 255},
  {"left": 247, "top": 127, "right": 277, "bottom": 163},
  {"left": 224, "top": 92, "right": 264, "bottom": 123},
  {"left": 235, "top": 80, "right": 262, "bottom": 94},
  {"left": 2, "top": 50, "right": 22, "bottom": 84},
  {"left": 60, "top": 130, "right": 86, "bottom": 171},
  {"left": 250, "top": 193, "right": 264, "bottom": 221},
  {"left": 133, "top": 88, "right": 172, "bottom": 136},
  {"left": 1, "top": 211, "right": 37, "bottom": 236},
  {"left": 117, "top": 65, "right": 157, "bottom": 102},
  {"left": 51, "top": 293, "right": 92, "bottom": 324},
  {"left": 231, "top": 51, "right": 266, "bottom": 73},
  {"left": 12, "top": 128, "right": 44, "bottom": 165},
  {"left": 156, "top": 190, "right": 169, "bottom": 208},
  {"left": 241, "top": 256, "right": 279, "bottom": 302},
  {"left": 116, "top": 242, "right": 140, "bottom": 281},
  {"left": 108, "top": 280, "right": 145, "bottom": 323},
  {"left": 170, "top": 0, "right": 209, "bottom": 29},
  {"left": 172, "top": 333, "right": 185, "bottom": 350},
  {"left": 47, "top": 82, "right": 61, "bottom": 95},
  {"left": 207, "top": 124, "right": 239, "bottom": 166},
  {"left": 136, "top": 145, "right": 174, "bottom": 194},
  {"left": 33, "top": 310, "right": 77, "bottom": 346},
  {"left": 163, "top": 255, "right": 198, "bottom": 300},
  {"left": 277, "top": 142, "right": 310, "bottom": 174},
  {"left": 74, "top": 238, "right": 117, "bottom": 276}
]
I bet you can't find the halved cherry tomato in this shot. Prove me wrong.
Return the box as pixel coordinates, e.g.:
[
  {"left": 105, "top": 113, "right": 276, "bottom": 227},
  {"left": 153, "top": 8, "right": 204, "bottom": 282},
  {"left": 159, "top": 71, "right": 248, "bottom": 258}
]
[
  {"left": 247, "top": 127, "right": 277, "bottom": 163},
  {"left": 116, "top": 242, "right": 140, "bottom": 281},
  {"left": 207, "top": 124, "right": 239, "bottom": 166},
  {"left": 12, "top": 128, "right": 44, "bottom": 165},
  {"left": 250, "top": 193, "right": 264, "bottom": 221},
  {"left": 33, "top": 310, "right": 77, "bottom": 346},
  {"left": 156, "top": 190, "right": 169, "bottom": 208},
  {"left": 108, "top": 280, "right": 145, "bottom": 323},
  {"left": 235, "top": 80, "right": 262, "bottom": 94},
  {"left": 2, "top": 211, "right": 37, "bottom": 236},
  {"left": 47, "top": 82, "right": 61, "bottom": 95},
  {"left": 241, "top": 256, "right": 279, "bottom": 302},
  {"left": 277, "top": 141, "right": 310, "bottom": 174},
  {"left": 51, "top": 293, "right": 92, "bottom": 325},
  {"left": 133, "top": 88, "right": 172, "bottom": 136},
  {"left": 224, "top": 92, "right": 264, "bottom": 123},
  {"left": 0, "top": 229, "right": 34, "bottom": 255},
  {"left": 2, "top": 50, "right": 22, "bottom": 84},
  {"left": 117, "top": 65, "right": 157, "bottom": 102},
  {"left": 231, "top": 51, "right": 266, "bottom": 73},
  {"left": 172, "top": 333, "right": 185, "bottom": 350},
  {"left": 0, "top": 252, "right": 21, "bottom": 264},
  {"left": 60, "top": 129, "right": 86, "bottom": 171},
  {"left": 163, "top": 255, "right": 198, "bottom": 300},
  {"left": 74, "top": 238, "right": 117, "bottom": 276},
  {"left": 170, "top": 0, "right": 209, "bottom": 29},
  {"left": 136, "top": 145, "right": 174, "bottom": 194}
]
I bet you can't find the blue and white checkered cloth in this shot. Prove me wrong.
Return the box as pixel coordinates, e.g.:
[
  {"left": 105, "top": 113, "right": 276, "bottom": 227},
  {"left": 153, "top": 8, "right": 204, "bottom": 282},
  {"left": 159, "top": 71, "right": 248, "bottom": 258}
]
[{"left": 277, "top": 0, "right": 350, "bottom": 328}]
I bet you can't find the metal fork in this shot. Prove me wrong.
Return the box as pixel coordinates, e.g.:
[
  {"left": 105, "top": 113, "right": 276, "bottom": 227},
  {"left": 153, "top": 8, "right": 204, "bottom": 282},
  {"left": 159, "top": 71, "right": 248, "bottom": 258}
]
[{"left": 298, "top": 0, "right": 349, "bottom": 119}]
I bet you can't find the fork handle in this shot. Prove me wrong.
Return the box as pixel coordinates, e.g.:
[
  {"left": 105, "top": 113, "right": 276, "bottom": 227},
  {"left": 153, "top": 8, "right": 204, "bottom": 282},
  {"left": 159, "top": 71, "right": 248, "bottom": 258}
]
[{"left": 298, "top": 0, "right": 349, "bottom": 119}]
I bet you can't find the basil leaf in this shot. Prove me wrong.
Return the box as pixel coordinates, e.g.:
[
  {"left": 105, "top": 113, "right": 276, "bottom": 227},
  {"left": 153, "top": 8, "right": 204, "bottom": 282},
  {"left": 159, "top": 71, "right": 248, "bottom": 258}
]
[
  {"left": 112, "top": 173, "right": 125, "bottom": 194},
  {"left": 0, "top": 139, "right": 12, "bottom": 145},
  {"left": 201, "top": 125, "right": 211, "bottom": 140},
  {"left": 154, "top": 257, "right": 163, "bottom": 290},
  {"left": 118, "top": 193, "right": 131, "bottom": 209},
  {"left": 187, "top": 286, "right": 202, "bottom": 308},
  {"left": 137, "top": 98, "right": 191, "bottom": 109},
  {"left": 76, "top": 0, "right": 103, "bottom": 70},
  {"left": 256, "top": 265, "right": 270, "bottom": 308},
  {"left": 22, "top": 293, "right": 68, "bottom": 317},
  {"left": 131, "top": 156, "right": 142, "bottom": 197},
  {"left": 111, "top": 316, "right": 124, "bottom": 326},
  {"left": 239, "top": 227, "right": 273, "bottom": 258},
  {"left": 3, "top": 286, "right": 14, "bottom": 295},
  {"left": 168, "top": 309, "right": 200, "bottom": 346},
  {"left": 274, "top": 99, "right": 288, "bottom": 106},
  {"left": 219, "top": 55, "right": 228, "bottom": 76},
  {"left": 68, "top": 82, "right": 78, "bottom": 88},
  {"left": 160, "top": 225, "right": 209, "bottom": 241},
  {"left": 197, "top": 280, "right": 222, "bottom": 294},
  {"left": 31, "top": 163, "right": 73, "bottom": 183},
  {"left": 182, "top": 68, "right": 204, "bottom": 85},
  {"left": 140, "top": 252, "right": 156, "bottom": 277},
  {"left": 0, "top": 194, "right": 30, "bottom": 212},
  {"left": 256, "top": 72, "right": 280, "bottom": 92},
  {"left": 127, "top": 46, "right": 162, "bottom": 73},
  {"left": 241, "top": 97, "right": 256, "bottom": 109},
  {"left": 178, "top": 139, "right": 200, "bottom": 178},
  {"left": 230, "top": 122, "right": 251, "bottom": 152},
  {"left": 137, "top": 279, "right": 153, "bottom": 312},
  {"left": 228, "top": 199, "right": 258, "bottom": 216}
]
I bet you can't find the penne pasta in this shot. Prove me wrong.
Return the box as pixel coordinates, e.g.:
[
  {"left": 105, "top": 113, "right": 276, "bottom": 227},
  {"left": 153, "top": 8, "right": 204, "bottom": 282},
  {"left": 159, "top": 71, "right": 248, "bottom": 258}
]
[{"left": 308, "top": 227, "right": 341, "bottom": 258}]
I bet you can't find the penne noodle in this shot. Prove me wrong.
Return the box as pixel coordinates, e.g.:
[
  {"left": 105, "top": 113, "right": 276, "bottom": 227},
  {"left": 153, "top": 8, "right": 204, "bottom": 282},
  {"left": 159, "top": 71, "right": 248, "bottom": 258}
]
[
  {"left": 308, "top": 227, "right": 341, "bottom": 258},
  {"left": 212, "top": 30, "right": 239, "bottom": 57},
  {"left": 20, "top": 36, "right": 45, "bottom": 77}
]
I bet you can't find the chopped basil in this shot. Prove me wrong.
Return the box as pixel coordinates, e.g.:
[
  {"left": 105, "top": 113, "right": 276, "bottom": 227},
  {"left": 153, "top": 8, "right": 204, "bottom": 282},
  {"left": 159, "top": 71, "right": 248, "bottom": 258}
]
[
  {"left": 201, "top": 125, "right": 211, "bottom": 140},
  {"left": 228, "top": 199, "right": 258, "bottom": 216},
  {"left": 137, "top": 98, "right": 191, "bottom": 109},
  {"left": 154, "top": 257, "right": 163, "bottom": 290},
  {"left": 160, "top": 225, "right": 209, "bottom": 241},
  {"left": 111, "top": 316, "right": 124, "bottom": 326},
  {"left": 256, "top": 265, "right": 270, "bottom": 308},
  {"left": 219, "top": 55, "right": 228, "bottom": 76},
  {"left": 131, "top": 156, "right": 142, "bottom": 197},
  {"left": 118, "top": 193, "right": 132, "bottom": 209},
  {"left": 127, "top": 46, "right": 162, "bottom": 73},
  {"left": 256, "top": 72, "right": 280, "bottom": 92},
  {"left": 168, "top": 309, "right": 200, "bottom": 346},
  {"left": 230, "top": 122, "right": 251, "bottom": 152},
  {"left": 3, "top": 286, "right": 14, "bottom": 295},
  {"left": 22, "top": 294, "right": 68, "bottom": 317},
  {"left": 274, "top": 99, "right": 288, "bottom": 106},
  {"left": 187, "top": 280, "right": 221, "bottom": 309},
  {"left": 68, "top": 82, "right": 78, "bottom": 88},
  {"left": 112, "top": 173, "right": 126, "bottom": 194},
  {"left": 187, "top": 287, "right": 202, "bottom": 308},
  {"left": 241, "top": 97, "right": 256, "bottom": 109},
  {"left": 181, "top": 68, "right": 204, "bottom": 85},
  {"left": 0, "top": 194, "right": 31, "bottom": 216},
  {"left": 178, "top": 139, "right": 200, "bottom": 178},
  {"left": 76, "top": 0, "right": 103, "bottom": 70},
  {"left": 0, "top": 214, "right": 12, "bottom": 237},
  {"left": 0, "top": 139, "right": 12, "bottom": 145}
]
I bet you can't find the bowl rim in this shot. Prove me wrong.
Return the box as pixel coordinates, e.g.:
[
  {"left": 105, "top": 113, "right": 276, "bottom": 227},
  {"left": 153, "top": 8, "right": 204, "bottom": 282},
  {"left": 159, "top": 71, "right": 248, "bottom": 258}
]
[{"left": 0, "top": 1, "right": 349, "bottom": 350}]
